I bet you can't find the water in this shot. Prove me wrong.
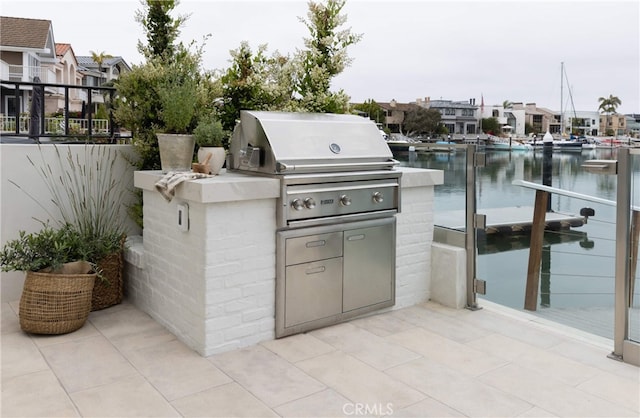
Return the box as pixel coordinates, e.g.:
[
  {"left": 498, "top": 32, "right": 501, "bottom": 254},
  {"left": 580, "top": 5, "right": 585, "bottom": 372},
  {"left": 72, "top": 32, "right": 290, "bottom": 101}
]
[{"left": 396, "top": 147, "right": 640, "bottom": 313}]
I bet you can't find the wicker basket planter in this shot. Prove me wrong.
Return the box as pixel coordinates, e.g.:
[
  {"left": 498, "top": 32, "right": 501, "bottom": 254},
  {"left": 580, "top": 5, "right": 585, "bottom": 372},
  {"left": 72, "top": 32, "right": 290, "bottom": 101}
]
[
  {"left": 19, "top": 270, "right": 96, "bottom": 335},
  {"left": 92, "top": 249, "right": 124, "bottom": 311}
]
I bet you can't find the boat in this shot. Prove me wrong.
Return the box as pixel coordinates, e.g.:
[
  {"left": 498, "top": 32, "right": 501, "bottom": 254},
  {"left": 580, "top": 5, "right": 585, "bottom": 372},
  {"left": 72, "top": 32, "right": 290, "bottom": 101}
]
[{"left": 485, "top": 136, "right": 533, "bottom": 151}]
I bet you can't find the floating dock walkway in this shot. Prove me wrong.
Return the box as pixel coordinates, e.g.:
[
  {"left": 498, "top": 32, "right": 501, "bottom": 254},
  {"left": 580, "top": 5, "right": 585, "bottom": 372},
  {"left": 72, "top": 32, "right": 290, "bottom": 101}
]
[{"left": 435, "top": 206, "right": 585, "bottom": 235}]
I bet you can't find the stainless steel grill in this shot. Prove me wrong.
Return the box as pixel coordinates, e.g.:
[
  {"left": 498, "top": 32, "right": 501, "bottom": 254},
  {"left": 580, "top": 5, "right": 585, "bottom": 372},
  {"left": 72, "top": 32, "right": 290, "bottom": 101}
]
[{"left": 228, "top": 110, "right": 401, "bottom": 337}]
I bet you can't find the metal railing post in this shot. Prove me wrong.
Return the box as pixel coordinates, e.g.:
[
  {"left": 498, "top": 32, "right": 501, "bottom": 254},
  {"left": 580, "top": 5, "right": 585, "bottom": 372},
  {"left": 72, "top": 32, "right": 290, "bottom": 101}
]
[
  {"left": 466, "top": 145, "right": 480, "bottom": 309},
  {"left": 613, "top": 147, "right": 630, "bottom": 358}
]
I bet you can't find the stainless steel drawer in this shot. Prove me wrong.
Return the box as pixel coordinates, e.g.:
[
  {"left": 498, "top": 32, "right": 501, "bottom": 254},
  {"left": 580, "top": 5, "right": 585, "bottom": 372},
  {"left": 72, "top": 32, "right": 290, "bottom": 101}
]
[
  {"left": 284, "top": 231, "right": 343, "bottom": 266},
  {"left": 284, "top": 257, "right": 343, "bottom": 327}
]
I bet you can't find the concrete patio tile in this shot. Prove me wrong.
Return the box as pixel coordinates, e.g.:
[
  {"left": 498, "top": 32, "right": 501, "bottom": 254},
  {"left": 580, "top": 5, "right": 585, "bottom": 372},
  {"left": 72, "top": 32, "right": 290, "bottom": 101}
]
[
  {"left": 261, "top": 332, "right": 335, "bottom": 363},
  {"left": 88, "top": 302, "right": 177, "bottom": 352},
  {"left": 1, "top": 370, "right": 79, "bottom": 417},
  {"left": 208, "top": 344, "right": 326, "bottom": 407},
  {"left": 28, "top": 321, "right": 101, "bottom": 348},
  {"left": 386, "top": 357, "right": 532, "bottom": 417},
  {"left": 296, "top": 350, "right": 426, "bottom": 410},
  {"left": 516, "top": 406, "right": 558, "bottom": 417},
  {"left": 547, "top": 339, "right": 640, "bottom": 380},
  {"left": 274, "top": 388, "right": 354, "bottom": 417},
  {"left": 172, "top": 382, "right": 278, "bottom": 418},
  {"left": 1, "top": 300, "right": 20, "bottom": 334},
  {"left": 39, "top": 334, "right": 138, "bottom": 393},
  {"left": 309, "top": 322, "right": 421, "bottom": 370},
  {"left": 0, "top": 331, "right": 49, "bottom": 382},
  {"left": 393, "top": 304, "right": 487, "bottom": 343},
  {"left": 478, "top": 362, "right": 638, "bottom": 417},
  {"left": 577, "top": 371, "right": 640, "bottom": 413},
  {"left": 124, "top": 338, "right": 232, "bottom": 401},
  {"left": 391, "top": 397, "right": 466, "bottom": 417},
  {"left": 467, "top": 333, "right": 601, "bottom": 386},
  {"left": 349, "top": 310, "right": 416, "bottom": 337},
  {"left": 71, "top": 374, "right": 180, "bottom": 417},
  {"left": 462, "top": 301, "right": 565, "bottom": 349},
  {"left": 386, "top": 327, "right": 508, "bottom": 377}
]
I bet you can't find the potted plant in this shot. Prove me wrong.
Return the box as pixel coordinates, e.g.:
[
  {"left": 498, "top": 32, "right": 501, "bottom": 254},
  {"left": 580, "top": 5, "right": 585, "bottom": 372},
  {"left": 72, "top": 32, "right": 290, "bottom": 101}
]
[
  {"left": 0, "top": 224, "right": 97, "bottom": 334},
  {"left": 193, "top": 117, "right": 227, "bottom": 175},
  {"left": 156, "top": 77, "right": 199, "bottom": 173},
  {"left": 13, "top": 145, "right": 129, "bottom": 311}
]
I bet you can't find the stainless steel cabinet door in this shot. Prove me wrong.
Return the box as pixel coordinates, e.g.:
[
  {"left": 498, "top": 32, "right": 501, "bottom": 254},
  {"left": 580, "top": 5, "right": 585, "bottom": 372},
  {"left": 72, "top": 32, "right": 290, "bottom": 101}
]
[
  {"left": 284, "top": 257, "right": 343, "bottom": 327},
  {"left": 343, "top": 218, "right": 395, "bottom": 312}
]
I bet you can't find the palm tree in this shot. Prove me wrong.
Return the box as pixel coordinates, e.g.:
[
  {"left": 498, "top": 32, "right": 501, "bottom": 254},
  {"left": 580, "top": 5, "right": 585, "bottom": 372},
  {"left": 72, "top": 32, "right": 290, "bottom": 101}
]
[
  {"left": 598, "top": 94, "right": 622, "bottom": 136},
  {"left": 502, "top": 100, "right": 513, "bottom": 109},
  {"left": 90, "top": 50, "right": 114, "bottom": 85}
]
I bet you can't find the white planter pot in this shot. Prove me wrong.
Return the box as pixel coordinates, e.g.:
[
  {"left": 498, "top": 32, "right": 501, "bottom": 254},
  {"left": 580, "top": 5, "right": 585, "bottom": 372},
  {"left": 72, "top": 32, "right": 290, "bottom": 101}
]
[
  {"left": 157, "top": 133, "right": 195, "bottom": 173},
  {"left": 197, "top": 147, "right": 226, "bottom": 175}
]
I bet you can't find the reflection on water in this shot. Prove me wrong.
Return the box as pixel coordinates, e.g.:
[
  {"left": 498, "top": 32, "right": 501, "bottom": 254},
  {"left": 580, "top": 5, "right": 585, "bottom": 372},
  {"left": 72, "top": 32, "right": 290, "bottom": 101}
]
[{"left": 396, "top": 148, "right": 640, "bottom": 313}]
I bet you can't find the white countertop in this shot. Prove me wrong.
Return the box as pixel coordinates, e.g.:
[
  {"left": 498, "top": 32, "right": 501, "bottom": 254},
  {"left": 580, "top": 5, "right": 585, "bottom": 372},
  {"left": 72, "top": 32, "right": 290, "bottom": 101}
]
[{"left": 135, "top": 167, "right": 443, "bottom": 204}]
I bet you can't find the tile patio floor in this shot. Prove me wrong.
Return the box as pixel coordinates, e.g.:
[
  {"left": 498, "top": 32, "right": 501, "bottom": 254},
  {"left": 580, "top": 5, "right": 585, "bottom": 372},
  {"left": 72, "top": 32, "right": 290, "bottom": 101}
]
[{"left": 2, "top": 298, "right": 639, "bottom": 417}]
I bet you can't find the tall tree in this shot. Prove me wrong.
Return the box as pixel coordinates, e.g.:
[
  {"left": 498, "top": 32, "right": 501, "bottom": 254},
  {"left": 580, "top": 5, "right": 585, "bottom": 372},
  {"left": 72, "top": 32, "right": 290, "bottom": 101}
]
[
  {"left": 353, "top": 99, "right": 385, "bottom": 125},
  {"left": 598, "top": 94, "right": 622, "bottom": 135},
  {"left": 502, "top": 100, "right": 513, "bottom": 109},
  {"left": 89, "top": 50, "right": 113, "bottom": 85},
  {"left": 135, "top": 0, "right": 189, "bottom": 60},
  {"left": 403, "top": 106, "right": 442, "bottom": 137},
  {"left": 294, "top": 0, "right": 362, "bottom": 113}
]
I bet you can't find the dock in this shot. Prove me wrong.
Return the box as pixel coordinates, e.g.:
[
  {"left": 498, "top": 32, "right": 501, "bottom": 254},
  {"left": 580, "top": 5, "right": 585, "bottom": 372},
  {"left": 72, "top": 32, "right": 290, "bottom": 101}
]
[{"left": 434, "top": 206, "right": 585, "bottom": 235}]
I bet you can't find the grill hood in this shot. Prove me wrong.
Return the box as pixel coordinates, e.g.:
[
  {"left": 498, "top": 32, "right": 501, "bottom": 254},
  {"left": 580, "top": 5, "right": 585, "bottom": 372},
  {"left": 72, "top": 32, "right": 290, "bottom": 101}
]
[{"left": 228, "top": 110, "right": 397, "bottom": 174}]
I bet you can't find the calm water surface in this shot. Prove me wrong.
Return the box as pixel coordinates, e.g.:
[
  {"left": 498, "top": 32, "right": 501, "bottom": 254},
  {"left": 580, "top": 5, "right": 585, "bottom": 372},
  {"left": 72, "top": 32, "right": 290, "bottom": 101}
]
[{"left": 396, "top": 147, "right": 640, "bottom": 312}]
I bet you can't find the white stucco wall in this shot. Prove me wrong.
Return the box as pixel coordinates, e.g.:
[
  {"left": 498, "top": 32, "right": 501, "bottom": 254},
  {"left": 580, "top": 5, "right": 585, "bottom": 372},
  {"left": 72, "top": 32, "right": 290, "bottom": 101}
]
[{"left": 0, "top": 144, "right": 141, "bottom": 302}]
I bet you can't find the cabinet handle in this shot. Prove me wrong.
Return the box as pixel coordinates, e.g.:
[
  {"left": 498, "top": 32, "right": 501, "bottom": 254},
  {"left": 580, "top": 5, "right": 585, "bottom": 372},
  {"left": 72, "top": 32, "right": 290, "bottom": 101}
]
[
  {"left": 305, "top": 240, "right": 326, "bottom": 248},
  {"left": 306, "top": 266, "right": 326, "bottom": 275},
  {"left": 347, "top": 234, "right": 365, "bottom": 241}
]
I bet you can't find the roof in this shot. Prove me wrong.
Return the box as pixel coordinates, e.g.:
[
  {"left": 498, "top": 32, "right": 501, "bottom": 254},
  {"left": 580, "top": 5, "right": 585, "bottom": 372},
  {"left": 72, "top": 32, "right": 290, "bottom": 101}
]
[
  {"left": 0, "top": 16, "right": 51, "bottom": 49},
  {"left": 377, "top": 102, "right": 416, "bottom": 112},
  {"left": 56, "top": 43, "right": 72, "bottom": 57},
  {"left": 76, "top": 55, "right": 131, "bottom": 71}
]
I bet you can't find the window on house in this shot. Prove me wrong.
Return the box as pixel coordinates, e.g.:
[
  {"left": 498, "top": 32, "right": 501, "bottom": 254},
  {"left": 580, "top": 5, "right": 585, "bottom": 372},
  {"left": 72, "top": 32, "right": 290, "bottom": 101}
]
[
  {"left": 492, "top": 110, "right": 499, "bottom": 117},
  {"left": 445, "top": 108, "right": 455, "bottom": 115}
]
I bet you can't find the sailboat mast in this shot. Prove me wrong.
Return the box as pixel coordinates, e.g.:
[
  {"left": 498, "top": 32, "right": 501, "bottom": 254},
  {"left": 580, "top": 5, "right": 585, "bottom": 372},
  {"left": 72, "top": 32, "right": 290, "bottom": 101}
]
[{"left": 560, "top": 61, "right": 564, "bottom": 136}]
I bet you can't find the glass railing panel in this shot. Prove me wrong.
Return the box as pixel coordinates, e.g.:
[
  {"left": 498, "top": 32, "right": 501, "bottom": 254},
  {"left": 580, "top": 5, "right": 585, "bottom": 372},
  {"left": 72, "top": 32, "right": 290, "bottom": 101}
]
[
  {"left": 630, "top": 149, "right": 640, "bottom": 343},
  {"left": 476, "top": 146, "right": 624, "bottom": 339},
  {"left": 394, "top": 143, "right": 468, "bottom": 231}
]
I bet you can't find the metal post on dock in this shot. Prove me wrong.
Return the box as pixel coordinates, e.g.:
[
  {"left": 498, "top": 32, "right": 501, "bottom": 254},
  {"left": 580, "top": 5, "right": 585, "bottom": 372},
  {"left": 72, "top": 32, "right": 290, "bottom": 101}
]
[{"left": 542, "top": 131, "right": 553, "bottom": 212}]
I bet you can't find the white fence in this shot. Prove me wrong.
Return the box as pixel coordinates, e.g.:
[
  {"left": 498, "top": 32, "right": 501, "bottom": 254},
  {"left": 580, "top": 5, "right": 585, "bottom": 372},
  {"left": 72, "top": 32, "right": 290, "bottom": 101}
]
[
  {"left": 0, "top": 144, "right": 141, "bottom": 302},
  {"left": 0, "top": 115, "right": 110, "bottom": 135}
]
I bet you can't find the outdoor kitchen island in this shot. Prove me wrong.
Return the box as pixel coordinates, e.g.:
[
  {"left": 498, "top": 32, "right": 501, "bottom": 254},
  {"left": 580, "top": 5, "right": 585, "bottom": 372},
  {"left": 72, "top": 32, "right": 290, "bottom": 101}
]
[{"left": 128, "top": 166, "right": 443, "bottom": 357}]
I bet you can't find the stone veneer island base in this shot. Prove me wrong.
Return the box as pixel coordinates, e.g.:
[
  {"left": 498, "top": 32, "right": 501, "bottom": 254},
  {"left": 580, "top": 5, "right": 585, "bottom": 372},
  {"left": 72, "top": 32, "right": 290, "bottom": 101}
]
[{"left": 126, "top": 167, "right": 444, "bottom": 356}]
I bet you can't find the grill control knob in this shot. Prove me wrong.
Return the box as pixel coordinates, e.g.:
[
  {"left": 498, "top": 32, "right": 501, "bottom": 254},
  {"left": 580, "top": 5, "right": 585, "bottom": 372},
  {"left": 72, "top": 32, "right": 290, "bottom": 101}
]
[
  {"left": 291, "top": 198, "right": 304, "bottom": 211},
  {"left": 304, "top": 198, "right": 316, "bottom": 209},
  {"left": 340, "top": 194, "right": 352, "bottom": 206},
  {"left": 373, "top": 191, "right": 384, "bottom": 203}
]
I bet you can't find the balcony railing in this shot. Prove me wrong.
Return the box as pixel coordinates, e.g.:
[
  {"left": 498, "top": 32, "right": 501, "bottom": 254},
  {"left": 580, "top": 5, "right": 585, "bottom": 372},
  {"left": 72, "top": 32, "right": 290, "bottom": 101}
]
[
  {"left": 0, "top": 79, "right": 130, "bottom": 142},
  {"left": 1, "top": 115, "right": 110, "bottom": 136}
]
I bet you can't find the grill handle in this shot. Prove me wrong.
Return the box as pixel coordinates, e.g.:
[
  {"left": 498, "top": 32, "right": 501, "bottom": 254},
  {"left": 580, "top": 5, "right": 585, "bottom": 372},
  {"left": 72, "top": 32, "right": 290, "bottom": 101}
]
[{"left": 276, "top": 159, "right": 400, "bottom": 173}]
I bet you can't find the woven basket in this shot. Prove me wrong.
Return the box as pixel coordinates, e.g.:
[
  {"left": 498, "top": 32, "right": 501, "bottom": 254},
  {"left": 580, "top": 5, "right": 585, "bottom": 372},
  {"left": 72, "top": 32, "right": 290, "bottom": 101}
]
[
  {"left": 92, "top": 249, "right": 124, "bottom": 311},
  {"left": 19, "top": 270, "right": 96, "bottom": 335}
]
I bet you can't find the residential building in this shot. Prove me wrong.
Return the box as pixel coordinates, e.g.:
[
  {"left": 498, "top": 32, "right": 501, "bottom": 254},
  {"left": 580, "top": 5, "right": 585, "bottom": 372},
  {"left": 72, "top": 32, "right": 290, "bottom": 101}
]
[
  {"left": 417, "top": 97, "right": 479, "bottom": 135},
  {"left": 48, "top": 43, "right": 85, "bottom": 113},
  {"left": 600, "top": 113, "right": 627, "bottom": 136},
  {"left": 377, "top": 99, "right": 415, "bottom": 133},
  {"left": 0, "top": 16, "right": 57, "bottom": 116},
  {"left": 511, "top": 103, "right": 559, "bottom": 135},
  {"left": 479, "top": 104, "right": 526, "bottom": 136},
  {"left": 77, "top": 55, "right": 131, "bottom": 114},
  {"left": 564, "top": 110, "right": 600, "bottom": 137},
  {"left": 76, "top": 55, "right": 131, "bottom": 87}
]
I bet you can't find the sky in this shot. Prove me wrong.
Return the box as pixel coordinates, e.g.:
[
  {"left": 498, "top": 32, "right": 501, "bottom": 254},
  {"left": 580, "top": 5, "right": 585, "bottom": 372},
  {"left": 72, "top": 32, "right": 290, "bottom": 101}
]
[{"left": 2, "top": 0, "right": 639, "bottom": 114}]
